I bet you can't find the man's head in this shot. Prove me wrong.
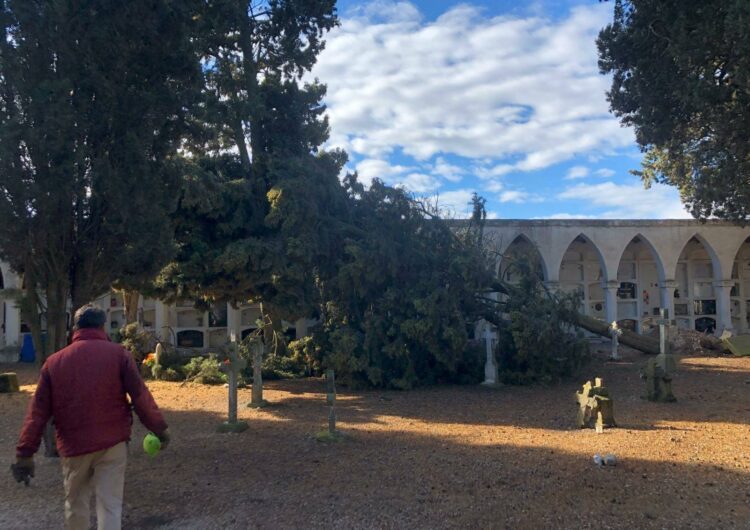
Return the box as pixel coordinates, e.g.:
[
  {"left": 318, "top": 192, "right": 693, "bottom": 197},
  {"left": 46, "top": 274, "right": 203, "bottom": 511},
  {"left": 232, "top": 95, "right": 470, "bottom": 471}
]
[{"left": 73, "top": 305, "right": 107, "bottom": 330}]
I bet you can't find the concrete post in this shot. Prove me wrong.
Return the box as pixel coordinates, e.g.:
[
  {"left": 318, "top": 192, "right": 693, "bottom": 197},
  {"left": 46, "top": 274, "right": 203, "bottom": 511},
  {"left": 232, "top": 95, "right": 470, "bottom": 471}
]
[
  {"left": 714, "top": 279, "right": 734, "bottom": 335},
  {"left": 481, "top": 325, "right": 498, "bottom": 385},
  {"left": 227, "top": 304, "right": 242, "bottom": 342},
  {"left": 659, "top": 279, "right": 678, "bottom": 319},
  {"left": 4, "top": 300, "right": 21, "bottom": 347},
  {"left": 294, "top": 318, "right": 308, "bottom": 340},
  {"left": 603, "top": 280, "right": 619, "bottom": 326},
  {"left": 544, "top": 281, "right": 560, "bottom": 293},
  {"left": 154, "top": 301, "right": 170, "bottom": 344}
]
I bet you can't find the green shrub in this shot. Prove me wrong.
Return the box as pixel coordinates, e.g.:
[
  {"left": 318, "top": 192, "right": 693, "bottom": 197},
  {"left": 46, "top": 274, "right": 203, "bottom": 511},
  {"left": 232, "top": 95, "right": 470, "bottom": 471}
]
[
  {"left": 181, "top": 355, "right": 227, "bottom": 385},
  {"left": 261, "top": 353, "right": 307, "bottom": 380},
  {"left": 160, "top": 367, "right": 184, "bottom": 382},
  {"left": 497, "top": 256, "right": 590, "bottom": 385},
  {"left": 237, "top": 337, "right": 308, "bottom": 380},
  {"left": 287, "top": 336, "right": 320, "bottom": 375},
  {"left": 119, "top": 324, "right": 157, "bottom": 365}
]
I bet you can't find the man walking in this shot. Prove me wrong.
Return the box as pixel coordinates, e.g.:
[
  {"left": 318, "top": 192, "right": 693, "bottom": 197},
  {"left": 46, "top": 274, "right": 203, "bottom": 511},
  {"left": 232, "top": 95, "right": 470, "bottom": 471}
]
[{"left": 11, "top": 305, "right": 170, "bottom": 530}]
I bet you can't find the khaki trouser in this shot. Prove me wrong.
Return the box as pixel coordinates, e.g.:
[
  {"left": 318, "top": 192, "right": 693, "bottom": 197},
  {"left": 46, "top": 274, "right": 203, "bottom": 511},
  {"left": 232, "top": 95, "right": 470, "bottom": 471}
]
[{"left": 61, "top": 442, "right": 127, "bottom": 530}]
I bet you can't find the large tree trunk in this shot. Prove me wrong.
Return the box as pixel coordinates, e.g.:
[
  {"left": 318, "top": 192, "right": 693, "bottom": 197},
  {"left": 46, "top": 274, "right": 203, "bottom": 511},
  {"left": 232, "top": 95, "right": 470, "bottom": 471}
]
[
  {"left": 251, "top": 339, "right": 264, "bottom": 405},
  {"left": 249, "top": 302, "right": 279, "bottom": 407},
  {"left": 18, "top": 264, "right": 44, "bottom": 366},
  {"left": 122, "top": 290, "right": 140, "bottom": 326},
  {"left": 42, "top": 278, "right": 69, "bottom": 458},
  {"left": 578, "top": 314, "right": 660, "bottom": 355}
]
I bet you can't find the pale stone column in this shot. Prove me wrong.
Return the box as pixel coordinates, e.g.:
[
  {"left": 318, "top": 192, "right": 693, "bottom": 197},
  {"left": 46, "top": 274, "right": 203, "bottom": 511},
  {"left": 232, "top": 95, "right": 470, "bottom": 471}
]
[
  {"left": 544, "top": 280, "right": 560, "bottom": 293},
  {"left": 294, "top": 318, "right": 308, "bottom": 340},
  {"left": 227, "top": 304, "right": 242, "bottom": 342},
  {"left": 659, "top": 279, "right": 678, "bottom": 319},
  {"left": 154, "top": 301, "right": 170, "bottom": 344},
  {"left": 4, "top": 299, "right": 20, "bottom": 347},
  {"left": 603, "top": 280, "right": 619, "bottom": 325},
  {"left": 714, "top": 279, "right": 734, "bottom": 335},
  {"left": 481, "top": 325, "right": 498, "bottom": 385}
]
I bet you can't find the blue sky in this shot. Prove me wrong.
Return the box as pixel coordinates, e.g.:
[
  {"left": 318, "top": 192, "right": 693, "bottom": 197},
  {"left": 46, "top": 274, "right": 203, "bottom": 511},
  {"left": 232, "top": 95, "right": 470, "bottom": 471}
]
[{"left": 309, "top": 0, "right": 691, "bottom": 219}]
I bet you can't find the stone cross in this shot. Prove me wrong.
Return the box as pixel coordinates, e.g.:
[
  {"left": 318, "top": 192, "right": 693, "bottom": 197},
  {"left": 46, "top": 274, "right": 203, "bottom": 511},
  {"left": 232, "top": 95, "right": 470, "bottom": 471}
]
[
  {"left": 482, "top": 325, "right": 498, "bottom": 385},
  {"left": 642, "top": 308, "right": 677, "bottom": 402},
  {"left": 657, "top": 308, "right": 671, "bottom": 359},
  {"left": 217, "top": 341, "right": 249, "bottom": 433},
  {"left": 326, "top": 369, "right": 337, "bottom": 435},
  {"left": 609, "top": 321, "right": 622, "bottom": 360},
  {"left": 575, "top": 377, "right": 616, "bottom": 429}
]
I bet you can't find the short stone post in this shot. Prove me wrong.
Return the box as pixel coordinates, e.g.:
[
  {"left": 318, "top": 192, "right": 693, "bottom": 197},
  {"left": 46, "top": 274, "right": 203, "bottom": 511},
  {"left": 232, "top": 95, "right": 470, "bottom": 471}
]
[
  {"left": 327, "top": 369, "right": 336, "bottom": 434},
  {"left": 247, "top": 336, "right": 268, "bottom": 408},
  {"left": 609, "top": 321, "right": 622, "bottom": 360},
  {"left": 217, "top": 341, "right": 249, "bottom": 433},
  {"left": 642, "top": 308, "right": 677, "bottom": 402},
  {"left": 481, "top": 325, "right": 499, "bottom": 385},
  {"left": 0, "top": 372, "right": 20, "bottom": 393},
  {"left": 317, "top": 369, "right": 342, "bottom": 441}
]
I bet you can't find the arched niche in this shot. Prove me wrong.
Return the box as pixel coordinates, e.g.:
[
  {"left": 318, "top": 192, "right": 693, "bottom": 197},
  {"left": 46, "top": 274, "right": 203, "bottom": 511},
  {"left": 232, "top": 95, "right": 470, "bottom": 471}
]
[
  {"left": 499, "top": 234, "right": 548, "bottom": 283},
  {"left": 614, "top": 234, "right": 667, "bottom": 333},
  {"left": 673, "top": 235, "right": 721, "bottom": 332},
  {"left": 729, "top": 236, "right": 750, "bottom": 332},
  {"left": 558, "top": 234, "right": 607, "bottom": 320},
  {"left": 176, "top": 329, "right": 205, "bottom": 348}
]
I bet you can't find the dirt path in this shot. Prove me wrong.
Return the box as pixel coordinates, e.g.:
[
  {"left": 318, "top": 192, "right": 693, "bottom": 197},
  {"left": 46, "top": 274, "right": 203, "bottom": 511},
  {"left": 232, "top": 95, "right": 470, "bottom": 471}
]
[{"left": 2, "top": 348, "right": 749, "bottom": 529}]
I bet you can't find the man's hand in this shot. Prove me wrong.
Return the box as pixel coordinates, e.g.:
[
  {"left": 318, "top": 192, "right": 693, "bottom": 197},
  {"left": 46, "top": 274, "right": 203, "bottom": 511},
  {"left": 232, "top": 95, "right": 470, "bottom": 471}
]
[
  {"left": 157, "top": 429, "right": 170, "bottom": 450},
  {"left": 10, "top": 457, "right": 34, "bottom": 486}
]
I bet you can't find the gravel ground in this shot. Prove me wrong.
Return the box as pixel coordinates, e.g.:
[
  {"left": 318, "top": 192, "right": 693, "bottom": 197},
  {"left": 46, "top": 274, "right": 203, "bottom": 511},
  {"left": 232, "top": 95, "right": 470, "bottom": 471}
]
[{"left": 1, "top": 346, "right": 749, "bottom": 529}]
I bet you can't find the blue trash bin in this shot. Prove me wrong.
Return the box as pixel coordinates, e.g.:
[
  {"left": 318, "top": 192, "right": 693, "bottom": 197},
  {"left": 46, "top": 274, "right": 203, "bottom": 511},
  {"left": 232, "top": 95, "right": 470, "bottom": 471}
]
[{"left": 19, "top": 334, "right": 35, "bottom": 363}]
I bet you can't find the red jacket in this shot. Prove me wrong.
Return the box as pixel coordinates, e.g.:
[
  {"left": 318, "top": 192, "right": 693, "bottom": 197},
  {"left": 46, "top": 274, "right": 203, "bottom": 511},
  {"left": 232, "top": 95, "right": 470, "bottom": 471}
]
[{"left": 16, "top": 328, "right": 167, "bottom": 458}]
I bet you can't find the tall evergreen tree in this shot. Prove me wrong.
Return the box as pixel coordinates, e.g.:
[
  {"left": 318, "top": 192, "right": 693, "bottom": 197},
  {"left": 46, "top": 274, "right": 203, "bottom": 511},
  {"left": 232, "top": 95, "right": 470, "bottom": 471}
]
[
  {"left": 597, "top": 0, "right": 750, "bottom": 222},
  {"left": 0, "top": 1, "right": 202, "bottom": 358},
  {"left": 155, "top": 1, "right": 342, "bottom": 403}
]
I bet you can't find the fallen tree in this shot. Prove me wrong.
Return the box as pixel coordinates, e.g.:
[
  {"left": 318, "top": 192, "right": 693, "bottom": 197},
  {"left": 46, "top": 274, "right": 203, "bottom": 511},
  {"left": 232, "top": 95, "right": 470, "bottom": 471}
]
[{"left": 577, "top": 314, "right": 660, "bottom": 355}]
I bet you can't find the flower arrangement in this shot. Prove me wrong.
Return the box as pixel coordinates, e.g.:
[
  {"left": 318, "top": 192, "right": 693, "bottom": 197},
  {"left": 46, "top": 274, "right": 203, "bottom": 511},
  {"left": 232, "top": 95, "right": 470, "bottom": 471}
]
[{"left": 142, "top": 353, "right": 157, "bottom": 367}]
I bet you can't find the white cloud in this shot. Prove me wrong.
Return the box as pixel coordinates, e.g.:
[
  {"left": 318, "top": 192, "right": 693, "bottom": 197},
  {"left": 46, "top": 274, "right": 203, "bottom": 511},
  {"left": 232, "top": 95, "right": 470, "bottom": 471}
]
[
  {"left": 314, "top": 2, "right": 633, "bottom": 172},
  {"left": 354, "top": 158, "right": 413, "bottom": 187},
  {"left": 484, "top": 180, "right": 504, "bottom": 193},
  {"left": 499, "top": 190, "right": 528, "bottom": 203},
  {"left": 557, "top": 182, "right": 692, "bottom": 219},
  {"left": 499, "top": 189, "right": 545, "bottom": 204},
  {"left": 398, "top": 172, "right": 441, "bottom": 193},
  {"left": 565, "top": 165, "right": 589, "bottom": 179},
  {"left": 537, "top": 213, "right": 598, "bottom": 219},
  {"left": 595, "top": 168, "right": 616, "bottom": 178},
  {"left": 428, "top": 188, "right": 476, "bottom": 218},
  {"left": 431, "top": 157, "right": 465, "bottom": 182}
]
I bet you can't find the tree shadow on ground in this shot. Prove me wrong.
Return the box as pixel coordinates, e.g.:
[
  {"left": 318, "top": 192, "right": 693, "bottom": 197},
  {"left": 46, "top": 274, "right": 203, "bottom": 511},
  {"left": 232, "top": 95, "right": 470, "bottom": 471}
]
[
  {"left": 256, "top": 353, "right": 750, "bottom": 432},
  {"left": 3, "top": 403, "right": 748, "bottom": 530}
]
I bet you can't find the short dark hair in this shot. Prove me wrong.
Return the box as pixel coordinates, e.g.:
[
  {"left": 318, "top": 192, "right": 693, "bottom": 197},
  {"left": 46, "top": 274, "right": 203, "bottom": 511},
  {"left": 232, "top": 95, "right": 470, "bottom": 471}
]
[{"left": 73, "top": 305, "right": 107, "bottom": 330}]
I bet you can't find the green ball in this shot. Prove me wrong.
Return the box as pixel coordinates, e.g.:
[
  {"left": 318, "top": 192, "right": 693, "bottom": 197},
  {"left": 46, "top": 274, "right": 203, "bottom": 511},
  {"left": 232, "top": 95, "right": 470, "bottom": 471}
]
[{"left": 143, "top": 433, "right": 161, "bottom": 457}]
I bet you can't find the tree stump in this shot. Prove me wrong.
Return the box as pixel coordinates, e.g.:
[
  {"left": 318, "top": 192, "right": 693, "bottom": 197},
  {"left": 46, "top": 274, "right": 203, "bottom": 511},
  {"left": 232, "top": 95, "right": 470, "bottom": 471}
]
[
  {"left": 642, "top": 354, "right": 677, "bottom": 402},
  {"left": 0, "top": 372, "right": 20, "bottom": 393}
]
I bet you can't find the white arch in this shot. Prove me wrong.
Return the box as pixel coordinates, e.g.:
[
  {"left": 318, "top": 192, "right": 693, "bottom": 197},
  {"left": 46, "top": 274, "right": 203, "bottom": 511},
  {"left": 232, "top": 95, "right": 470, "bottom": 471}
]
[
  {"left": 557, "top": 232, "right": 608, "bottom": 281},
  {"left": 672, "top": 233, "right": 722, "bottom": 280},
  {"left": 614, "top": 233, "right": 667, "bottom": 283},
  {"left": 499, "top": 233, "right": 549, "bottom": 282}
]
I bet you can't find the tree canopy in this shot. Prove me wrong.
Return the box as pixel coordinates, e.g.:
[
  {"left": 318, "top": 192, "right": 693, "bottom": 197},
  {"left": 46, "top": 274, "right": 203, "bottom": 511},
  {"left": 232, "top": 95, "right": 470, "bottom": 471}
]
[
  {"left": 155, "top": 1, "right": 343, "bottom": 321},
  {"left": 304, "top": 177, "right": 499, "bottom": 389},
  {"left": 597, "top": 0, "right": 750, "bottom": 222},
  {"left": 0, "top": 0, "right": 202, "bottom": 356}
]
